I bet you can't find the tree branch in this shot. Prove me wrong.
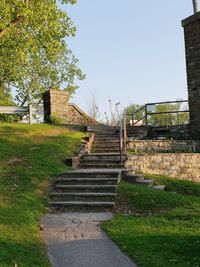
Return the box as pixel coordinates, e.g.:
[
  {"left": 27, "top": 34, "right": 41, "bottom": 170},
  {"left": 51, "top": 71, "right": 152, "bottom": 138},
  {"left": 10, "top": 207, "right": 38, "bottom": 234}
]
[{"left": 0, "top": 16, "right": 25, "bottom": 38}]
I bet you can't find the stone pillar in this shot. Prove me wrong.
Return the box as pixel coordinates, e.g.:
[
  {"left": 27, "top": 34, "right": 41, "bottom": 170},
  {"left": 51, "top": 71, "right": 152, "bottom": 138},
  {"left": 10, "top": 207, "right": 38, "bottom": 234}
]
[
  {"left": 182, "top": 12, "right": 200, "bottom": 139},
  {"left": 43, "top": 89, "right": 69, "bottom": 123}
]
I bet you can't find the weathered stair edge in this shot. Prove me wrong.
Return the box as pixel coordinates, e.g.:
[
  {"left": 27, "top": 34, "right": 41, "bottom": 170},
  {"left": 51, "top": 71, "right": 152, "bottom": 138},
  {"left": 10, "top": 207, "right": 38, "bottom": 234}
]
[
  {"left": 121, "top": 170, "right": 166, "bottom": 190},
  {"left": 70, "top": 132, "right": 95, "bottom": 169},
  {"left": 49, "top": 170, "right": 122, "bottom": 209}
]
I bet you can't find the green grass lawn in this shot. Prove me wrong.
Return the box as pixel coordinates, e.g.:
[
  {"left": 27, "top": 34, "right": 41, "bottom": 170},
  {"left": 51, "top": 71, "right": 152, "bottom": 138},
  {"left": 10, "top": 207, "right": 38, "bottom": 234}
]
[
  {"left": 103, "top": 181, "right": 200, "bottom": 267},
  {"left": 0, "top": 123, "right": 84, "bottom": 267}
]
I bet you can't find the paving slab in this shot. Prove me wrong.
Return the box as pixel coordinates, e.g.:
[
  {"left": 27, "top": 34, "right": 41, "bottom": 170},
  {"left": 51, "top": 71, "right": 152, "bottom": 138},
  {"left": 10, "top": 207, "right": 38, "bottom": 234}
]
[{"left": 42, "top": 212, "right": 137, "bottom": 267}]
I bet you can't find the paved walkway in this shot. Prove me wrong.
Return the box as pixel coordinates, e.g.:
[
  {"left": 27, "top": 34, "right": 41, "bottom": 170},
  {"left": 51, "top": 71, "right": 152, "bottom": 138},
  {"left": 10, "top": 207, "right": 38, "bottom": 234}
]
[{"left": 42, "top": 212, "right": 137, "bottom": 267}]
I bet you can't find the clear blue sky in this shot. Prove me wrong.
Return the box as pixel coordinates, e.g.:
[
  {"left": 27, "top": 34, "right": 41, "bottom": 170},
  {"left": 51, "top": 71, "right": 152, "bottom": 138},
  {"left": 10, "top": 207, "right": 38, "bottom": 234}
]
[{"left": 64, "top": 1, "right": 194, "bottom": 115}]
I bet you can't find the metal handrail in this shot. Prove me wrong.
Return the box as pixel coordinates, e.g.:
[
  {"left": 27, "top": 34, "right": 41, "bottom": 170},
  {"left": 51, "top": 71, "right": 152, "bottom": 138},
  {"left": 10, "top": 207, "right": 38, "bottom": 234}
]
[
  {"left": 119, "top": 113, "right": 127, "bottom": 164},
  {"left": 126, "top": 100, "right": 189, "bottom": 127},
  {"left": 119, "top": 125, "right": 123, "bottom": 164}
]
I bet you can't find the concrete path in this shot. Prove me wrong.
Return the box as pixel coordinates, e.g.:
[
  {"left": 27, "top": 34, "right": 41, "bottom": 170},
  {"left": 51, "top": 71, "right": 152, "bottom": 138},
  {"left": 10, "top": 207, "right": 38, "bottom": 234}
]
[{"left": 42, "top": 212, "right": 137, "bottom": 267}]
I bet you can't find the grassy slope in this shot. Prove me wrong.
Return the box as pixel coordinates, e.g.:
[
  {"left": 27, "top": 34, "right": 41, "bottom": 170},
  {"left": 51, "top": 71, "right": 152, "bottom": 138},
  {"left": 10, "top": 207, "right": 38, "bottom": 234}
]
[
  {"left": 0, "top": 124, "right": 84, "bottom": 267},
  {"left": 103, "top": 181, "right": 200, "bottom": 267}
]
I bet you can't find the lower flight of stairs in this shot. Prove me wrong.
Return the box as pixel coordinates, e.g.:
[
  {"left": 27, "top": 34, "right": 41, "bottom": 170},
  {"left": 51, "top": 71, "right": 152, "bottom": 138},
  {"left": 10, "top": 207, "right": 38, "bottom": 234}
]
[{"left": 50, "top": 125, "right": 126, "bottom": 209}]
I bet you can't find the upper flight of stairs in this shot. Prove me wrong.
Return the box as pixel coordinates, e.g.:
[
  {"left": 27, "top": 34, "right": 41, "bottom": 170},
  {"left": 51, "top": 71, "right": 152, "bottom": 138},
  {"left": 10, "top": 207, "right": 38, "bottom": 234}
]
[
  {"left": 126, "top": 126, "right": 148, "bottom": 140},
  {"left": 89, "top": 125, "right": 121, "bottom": 153},
  {"left": 79, "top": 153, "right": 126, "bottom": 169}
]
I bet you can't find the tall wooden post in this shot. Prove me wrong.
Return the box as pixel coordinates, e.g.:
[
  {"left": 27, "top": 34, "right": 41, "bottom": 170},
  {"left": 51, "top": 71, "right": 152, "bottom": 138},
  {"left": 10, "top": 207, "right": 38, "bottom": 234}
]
[{"left": 28, "top": 104, "right": 33, "bottom": 124}]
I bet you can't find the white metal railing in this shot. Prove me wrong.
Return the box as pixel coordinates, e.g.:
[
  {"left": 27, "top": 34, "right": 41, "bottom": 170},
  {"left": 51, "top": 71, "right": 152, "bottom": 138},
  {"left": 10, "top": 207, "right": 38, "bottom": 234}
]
[{"left": 0, "top": 105, "right": 33, "bottom": 124}]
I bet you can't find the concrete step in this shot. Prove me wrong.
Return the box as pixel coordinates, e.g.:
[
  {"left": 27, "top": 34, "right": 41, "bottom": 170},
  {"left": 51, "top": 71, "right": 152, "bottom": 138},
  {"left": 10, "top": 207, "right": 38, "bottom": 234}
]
[
  {"left": 91, "top": 149, "right": 120, "bottom": 153},
  {"left": 50, "top": 192, "right": 116, "bottom": 202},
  {"left": 152, "top": 185, "right": 166, "bottom": 191},
  {"left": 82, "top": 154, "right": 126, "bottom": 161},
  {"left": 136, "top": 179, "right": 154, "bottom": 186},
  {"left": 49, "top": 201, "right": 115, "bottom": 207},
  {"left": 93, "top": 145, "right": 120, "bottom": 149},
  {"left": 95, "top": 136, "right": 120, "bottom": 140},
  {"left": 79, "top": 163, "right": 124, "bottom": 169},
  {"left": 55, "top": 178, "right": 118, "bottom": 185},
  {"left": 54, "top": 184, "right": 117, "bottom": 193},
  {"left": 94, "top": 139, "right": 120, "bottom": 143},
  {"left": 59, "top": 171, "right": 120, "bottom": 178},
  {"left": 80, "top": 160, "right": 122, "bottom": 165}
]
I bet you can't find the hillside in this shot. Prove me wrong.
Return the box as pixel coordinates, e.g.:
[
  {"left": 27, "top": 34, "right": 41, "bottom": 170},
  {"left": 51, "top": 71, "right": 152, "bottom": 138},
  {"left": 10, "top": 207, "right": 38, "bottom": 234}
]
[{"left": 0, "top": 124, "right": 84, "bottom": 267}]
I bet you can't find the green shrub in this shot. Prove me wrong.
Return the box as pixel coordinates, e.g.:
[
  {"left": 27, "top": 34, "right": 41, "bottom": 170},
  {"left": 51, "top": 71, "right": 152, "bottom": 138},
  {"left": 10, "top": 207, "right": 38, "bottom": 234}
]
[
  {"left": 49, "top": 113, "right": 64, "bottom": 124},
  {"left": 0, "top": 114, "right": 21, "bottom": 123}
]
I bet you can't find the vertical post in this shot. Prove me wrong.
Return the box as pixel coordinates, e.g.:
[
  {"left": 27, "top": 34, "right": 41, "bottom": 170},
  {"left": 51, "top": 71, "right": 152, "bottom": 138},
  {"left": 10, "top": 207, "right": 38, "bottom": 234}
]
[
  {"left": 193, "top": 0, "right": 198, "bottom": 13},
  {"left": 123, "top": 115, "right": 127, "bottom": 153},
  {"left": 144, "top": 105, "right": 148, "bottom": 125},
  {"left": 131, "top": 114, "right": 134, "bottom": 126},
  {"left": 28, "top": 104, "right": 33, "bottom": 124}
]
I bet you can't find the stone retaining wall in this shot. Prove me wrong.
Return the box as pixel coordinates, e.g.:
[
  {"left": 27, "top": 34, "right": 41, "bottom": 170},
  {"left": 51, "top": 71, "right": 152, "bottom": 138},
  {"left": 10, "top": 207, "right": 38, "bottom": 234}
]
[
  {"left": 126, "top": 153, "right": 200, "bottom": 182},
  {"left": 127, "top": 140, "right": 200, "bottom": 153},
  {"left": 43, "top": 89, "right": 98, "bottom": 125}
]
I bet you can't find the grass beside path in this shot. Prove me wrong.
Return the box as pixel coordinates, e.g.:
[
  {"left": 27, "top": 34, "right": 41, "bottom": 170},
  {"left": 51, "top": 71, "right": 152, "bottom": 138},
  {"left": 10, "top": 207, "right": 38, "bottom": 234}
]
[
  {"left": 0, "top": 123, "right": 84, "bottom": 267},
  {"left": 103, "top": 181, "right": 200, "bottom": 267}
]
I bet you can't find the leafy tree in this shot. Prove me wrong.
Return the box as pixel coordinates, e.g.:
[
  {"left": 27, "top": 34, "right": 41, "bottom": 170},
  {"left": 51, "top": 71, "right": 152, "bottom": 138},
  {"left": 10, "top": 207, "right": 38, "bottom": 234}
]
[
  {"left": 148, "top": 102, "right": 189, "bottom": 126},
  {"left": 0, "top": 86, "right": 13, "bottom": 105},
  {"left": 124, "top": 103, "right": 145, "bottom": 123},
  {"left": 0, "top": 0, "right": 85, "bottom": 105}
]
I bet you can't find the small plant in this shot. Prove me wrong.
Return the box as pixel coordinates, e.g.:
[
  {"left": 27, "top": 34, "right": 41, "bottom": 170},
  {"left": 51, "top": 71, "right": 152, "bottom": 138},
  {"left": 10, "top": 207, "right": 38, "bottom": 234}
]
[
  {"left": 49, "top": 113, "right": 64, "bottom": 124},
  {"left": 0, "top": 114, "right": 21, "bottom": 123}
]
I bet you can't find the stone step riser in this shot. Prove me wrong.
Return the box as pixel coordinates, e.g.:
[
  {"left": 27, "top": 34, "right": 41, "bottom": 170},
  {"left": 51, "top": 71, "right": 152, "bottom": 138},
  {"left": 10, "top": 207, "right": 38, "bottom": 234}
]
[
  {"left": 79, "top": 164, "right": 124, "bottom": 169},
  {"left": 82, "top": 156, "right": 126, "bottom": 161},
  {"left": 94, "top": 131, "right": 119, "bottom": 138},
  {"left": 51, "top": 195, "right": 116, "bottom": 202},
  {"left": 91, "top": 151, "right": 120, "bottom": 154},
  {"left": 92, "top": 148, "right": 121, "bottom": 151},
  {"left": 59, "top": 173, "right": 119, "bottom": 178},
  {"left": 55, "top": 179, "right": 118, "bottom": 186},
  {"left": 93, "top": 145, "right": 120, "bottom": 149},
  {"left": 80, "top": 160, "right": 122, "bottom": 165},
  {"left": 49, "top": 201, "right": 115, "bottom": 207},
  {"left": 95, "top": 138, "right": 119, "bottom": 143},
  {"left": 54, "top": 186, "right": 117, "bottom": 193}
]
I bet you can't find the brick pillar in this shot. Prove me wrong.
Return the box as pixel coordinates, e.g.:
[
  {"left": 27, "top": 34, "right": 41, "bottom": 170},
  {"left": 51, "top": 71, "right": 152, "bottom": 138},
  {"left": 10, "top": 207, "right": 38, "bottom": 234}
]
[
  {"left": 182, "top": 12, "right": 200, "bottom": 139},
  {"left": 43, "top": 89, "right": 69, "bottom": 123}
]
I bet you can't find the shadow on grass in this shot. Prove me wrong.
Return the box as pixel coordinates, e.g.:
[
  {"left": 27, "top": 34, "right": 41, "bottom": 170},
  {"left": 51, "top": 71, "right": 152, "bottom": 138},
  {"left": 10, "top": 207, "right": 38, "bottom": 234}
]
[
  {"left": 0, "top": 240, "right": 50, "bottom": 267},
  {"left": 104, "top": 223, "right": 200, "bottom": 267}
]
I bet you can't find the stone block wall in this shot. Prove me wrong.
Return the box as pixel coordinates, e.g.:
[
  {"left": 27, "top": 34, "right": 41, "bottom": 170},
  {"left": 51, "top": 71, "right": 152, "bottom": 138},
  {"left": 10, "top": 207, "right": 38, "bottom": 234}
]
[
  {"left": 182, "top": 12, "right": 200, "bottom": 139},
  {"left": 43, "top": 89, "right": 69, "bottom": 123},
  {"left": 43, "top": 89, "right": 98, "bottom": 125},
  {"left": 127, "top": 140, "right": 200, "bottom": 153},
  {"left": 126, "top": 153, "right": 200, "bottom": 182},
  {"left": 67, "top": 104, "right": 99, "bottom": 125}
]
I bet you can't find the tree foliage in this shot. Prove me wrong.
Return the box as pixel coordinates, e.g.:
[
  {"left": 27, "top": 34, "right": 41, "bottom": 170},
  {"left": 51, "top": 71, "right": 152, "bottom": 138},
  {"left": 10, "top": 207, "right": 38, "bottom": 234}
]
[
  {"left": 125, "top": 101, "right": 189, "bottom": 126},
  {"left": 125, "top": 103, "right": 144, "bottom": 121},
  {"left": 148, "top": 102, "right": 189, "bottom": 126},
  {"left": 0, "top": 0, "right": 85, "bottom": 105}
]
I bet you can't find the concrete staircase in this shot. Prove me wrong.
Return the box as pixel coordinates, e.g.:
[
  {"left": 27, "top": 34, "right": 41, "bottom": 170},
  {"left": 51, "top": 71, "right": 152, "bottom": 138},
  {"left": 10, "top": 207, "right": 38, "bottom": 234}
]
[
  {"left": 79, "top": 153, "right": 126, "bottom": 169},
  {"left": 126, "top": 126, "right": 148, "bottom": 140},
  {"left": 50, "top": 125, "right": 126, "bottom": 209},
  {"left": 50, "top": 170, "right": 121, "bottom": 208},
  {"left": 123, "top": 172, "right": 166, "bottom": 191}
]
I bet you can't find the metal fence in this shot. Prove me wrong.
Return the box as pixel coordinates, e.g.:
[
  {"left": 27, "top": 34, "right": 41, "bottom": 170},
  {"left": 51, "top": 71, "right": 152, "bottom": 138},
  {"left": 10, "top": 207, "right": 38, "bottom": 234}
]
[
  {"left": 0, "top": 105, "right": 33, "bottom": 124},
  {"left": 126, "top": 100, "right": 189, "bottom": 127}
]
